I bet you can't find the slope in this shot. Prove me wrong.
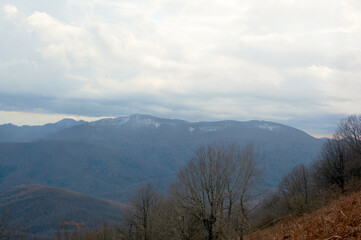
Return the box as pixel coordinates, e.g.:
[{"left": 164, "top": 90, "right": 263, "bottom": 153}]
[
  {"left": 47, "top": 114, "right": 325, "bottom": 186},
  {"left": 0, "top": 114, "right": 325, "bottom": 201},
  {"left": 0, "top": 184, "right": 125, "bottom": 239},
  {"left": 0, "top": 141, "right": 165, "bottom": 201},
  {"left": 248, "top": 191, "right": 361, "bottom": 239}
]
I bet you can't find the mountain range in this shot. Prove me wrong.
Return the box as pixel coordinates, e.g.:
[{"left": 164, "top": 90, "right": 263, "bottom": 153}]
[{"left": 0, "top": 114, "right": 325, "bottom": 202}]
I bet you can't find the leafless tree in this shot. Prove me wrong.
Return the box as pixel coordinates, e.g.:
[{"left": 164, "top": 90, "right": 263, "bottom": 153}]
[
  {"left": 224, "top": 143, "right": 263, "bottom": 240},
  {"left": 313, "top": 139, "right": 350, "bottom": 193},
  {"left": 335, "top": 114, "right": 361, "bottom": 155},
  {"left": 119, "top": 209, "right": 137, "bottom": 240},
  {"left": 150, "top": 196, "right": 205, "bottom": 240},
  {"left": 334, "top": 115, "right": 361, "bottom": 181},
  {"left": 278, "top": 164, "right": 310, "bottom": 214},
  {"left": 125, "top": 183, "right": 159, "bottom": 240},
  {"left": 172, "top": 143, "right": 262, "bottom": 240}
]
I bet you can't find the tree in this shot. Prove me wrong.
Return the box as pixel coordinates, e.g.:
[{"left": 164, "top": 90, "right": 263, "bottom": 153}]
[
  {"left": 225, "top": 143, "right": 263, "bottom": 240},
  {"left": 122, "top": 183, "right": 159, "bottom": 240},
  {"left": 172, "top": 143, "right": 262, "bottom": 240},
  {"left": 278, "top": 164, "right": 311, "bottom": 214},
  {"left": 335, "top": 114, "right": 361, "bottom": 155},
  {"left": 313, "top": 139, "right": 350, "bottom": 193},
  {"left": 150, "top": 196, "right": 205, "bottom": 240},
  {"left": 334, "top": 115, "right": 361, "bottom": 180}
]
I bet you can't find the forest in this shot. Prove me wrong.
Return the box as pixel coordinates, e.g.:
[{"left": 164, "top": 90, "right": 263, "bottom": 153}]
[{"left": 1, "top": 115, "right": 361, "bottom": 240}]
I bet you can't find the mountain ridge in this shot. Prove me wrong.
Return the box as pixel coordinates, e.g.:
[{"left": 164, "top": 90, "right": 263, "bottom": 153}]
[
  {"left": 0, "top": 114, "right": 325, "bottom": 201},
  {"left": 0, "top": 118, "right": 85, "bottom": 143}
]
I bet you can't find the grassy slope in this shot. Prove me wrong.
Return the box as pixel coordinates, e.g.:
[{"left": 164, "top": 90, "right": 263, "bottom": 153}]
[{"left": 247, "top": 191, "right": 361, "bottom": 240}]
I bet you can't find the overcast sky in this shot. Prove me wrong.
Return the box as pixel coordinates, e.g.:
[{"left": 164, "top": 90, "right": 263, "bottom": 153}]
[{"left": 1, "top": 0, "right": 360, "bottom": 136}]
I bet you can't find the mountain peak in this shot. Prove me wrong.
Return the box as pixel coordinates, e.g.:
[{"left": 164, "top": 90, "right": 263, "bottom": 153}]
[
  {"left": 90, "top": 114, "right": 184, "bottom": 129},
  {"left": 90, "top": 114, "right": 163, "bottom": 129}
]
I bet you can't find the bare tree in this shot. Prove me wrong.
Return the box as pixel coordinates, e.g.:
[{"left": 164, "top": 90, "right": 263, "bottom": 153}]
[
  {"left": 119, "top": 208, "right": 137, "bottom": 240},
  {"left": 173, "top": 143, "right": 262, "bottom": 240},
  {"left": 225, "top": 144, "right": 263, "bottom": 240},
  {"left": 334, "top": 115, "right": 361, "bottom": 181},
  {"left": 123, "top": 183, "right": 159, "bottom": 240},
  {"left": 335, "top": 115, "right": 361, "bottom": 155},
  {"left": 313, "top": 139, "right": 350, "bottom": 193},
  {"left": 173, "top": 144, "right": 228, "bottom": 240},
  {"left": 278, "top": 164, "right": 310, "bottom": 214},
  {"left": 150, "top": 196, "right": 205, "bottom": 240}
]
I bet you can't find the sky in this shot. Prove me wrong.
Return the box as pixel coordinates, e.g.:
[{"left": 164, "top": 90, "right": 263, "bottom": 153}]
[{"left": 1, "top": 0, "right": 361, "bottom": 137}]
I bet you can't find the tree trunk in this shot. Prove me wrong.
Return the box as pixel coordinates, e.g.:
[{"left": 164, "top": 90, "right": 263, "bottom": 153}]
[
  {"left": 204, "top": 219, "right": 215, "bottom": 240},
  {"left": 238, "top": 227, "right": 243, "bottom": 240},
  {"left": 207, "top": 225, "right": 213, "bottom": 240}
]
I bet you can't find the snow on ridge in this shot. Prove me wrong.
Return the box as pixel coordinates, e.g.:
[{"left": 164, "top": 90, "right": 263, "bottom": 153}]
[
  {"left": 187, "top": 122, "right": 234, "bottom": 133},
  {"left": 90, "top": 117, "right": 130, "bottom": 127},
  {"left": 188, "top": 127, "right": 195, "bottom": 133},
  {"left": 199, "top": 126, "right": 217, "bottom": 132},
  {"left": 90, "top": 115, "right": 171, "bottom": 129},
  {"left": 259, "top": 123, "right": 280, "bottom": 131},
  {"left": 132, "top": 117, "right": 161, "bottom": 128},
  {"left": 187, "top": 126, "right": 217, "bottom": 133}
]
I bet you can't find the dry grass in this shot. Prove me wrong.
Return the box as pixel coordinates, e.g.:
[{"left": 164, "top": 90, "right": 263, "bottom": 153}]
[{"left": 247, "top": 191, "right": 361, "bottom": 240}]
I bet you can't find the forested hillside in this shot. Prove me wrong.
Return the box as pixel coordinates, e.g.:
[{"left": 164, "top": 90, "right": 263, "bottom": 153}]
[
  {"left": 0, "top": 184, "right": 125, "bottom": 239},
  {"left": 0, "top": 114, "right": 324, "bottom": 202}
]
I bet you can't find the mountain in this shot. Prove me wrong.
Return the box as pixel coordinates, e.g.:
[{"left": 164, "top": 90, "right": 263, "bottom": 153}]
[
  {"left": 46, "top": 114, "right": 325, "bottom": 185},
  {"left": 0, "top": 114, "right": 325, "bottom": 201},
  {"left": 0, "top": 141, "right": 164, "bottom": 201},
  {"left": 0, "top": 184, "right": 125, "bottom": 239},
  {"left": 0, "top": 119, "right": 86, "bottom": 143}
]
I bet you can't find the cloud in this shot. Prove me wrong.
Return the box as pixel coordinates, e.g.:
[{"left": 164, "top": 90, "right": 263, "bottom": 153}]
[
  {"left": 3, "top": 5, "right": 18, "bottom": 19},
  {"left": 0, "top": 0, "right": 361, "bottom": 135},
  {"left": 26, "top": 12, "right": 97, "bottom": 68},
  {"left": 0, "top": 110, "right": 102, "bottom": 126}
]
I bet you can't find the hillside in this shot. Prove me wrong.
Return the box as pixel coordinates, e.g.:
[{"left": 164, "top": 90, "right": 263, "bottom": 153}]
[
  {"left": 247, "top": 191, "right": 361, "bottom": 240},
  {"left": 0, "top": 141, "right": 164, "bottom": 201},
  {"left": 0, "top": 114, "right": 325, "bottom": 201},
  {"left": 46, "top": 114, "right": 325, "bottom": 186},
  {"left": 0, "top": 184, "right": 125, "bottom": 239}
]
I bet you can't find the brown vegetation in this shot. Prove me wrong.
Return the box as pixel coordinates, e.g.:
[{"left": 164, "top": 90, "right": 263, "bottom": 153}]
[{"left": 247, "top": 191, "right": 361, "bottom": 240}]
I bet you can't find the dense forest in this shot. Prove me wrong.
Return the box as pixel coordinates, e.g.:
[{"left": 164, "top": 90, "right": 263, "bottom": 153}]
[{"left": 1, "top": 115, "right": 360, "bottom": 240}]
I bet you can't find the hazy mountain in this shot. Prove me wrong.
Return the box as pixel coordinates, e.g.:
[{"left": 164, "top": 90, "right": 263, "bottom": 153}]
[
  {"left": 0, "top": 114, "right": 325, "bottom": 201},
  {"left": 0, "top": 141, "right": 166, "bottom": 201},
  {"left": 0, "top": 119, "right": 86, "bottom": 143},
  {"left": 0, "top": 184, "right": 125, "bottom": 239},
  {"left": 46, "top": 114, "right": 325, "bottom": 185}
]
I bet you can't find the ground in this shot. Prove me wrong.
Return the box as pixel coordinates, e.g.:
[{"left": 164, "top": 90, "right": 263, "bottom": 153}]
[{"left": 247, "top": 191, "right": 361, "bottom": 240}]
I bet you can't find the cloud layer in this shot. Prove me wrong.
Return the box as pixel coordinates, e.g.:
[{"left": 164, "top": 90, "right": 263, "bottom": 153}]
[{"left": 1, "top": 0, "right": 361, "bottom": 135}]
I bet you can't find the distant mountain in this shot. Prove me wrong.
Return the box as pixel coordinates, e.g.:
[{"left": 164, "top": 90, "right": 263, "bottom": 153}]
[
  {"left": 0, "top": 141, "right": 165, "bottom": 201},
  {"left": 0, "top": 114, "right": 325, "bottom": 201},
  {"left": 46, "top": 114, "right": 325, "bottom": 185},
  {"left": 0, "top": 119, "right": 86, "bottom": 142},
  {"left": 0, "top": 184, "right": 125, "bottom": 239}
]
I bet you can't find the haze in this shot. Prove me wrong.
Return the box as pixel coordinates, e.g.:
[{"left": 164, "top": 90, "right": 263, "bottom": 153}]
[{"left": 1, "top": 0, "right": 361, "bottom": 137}]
